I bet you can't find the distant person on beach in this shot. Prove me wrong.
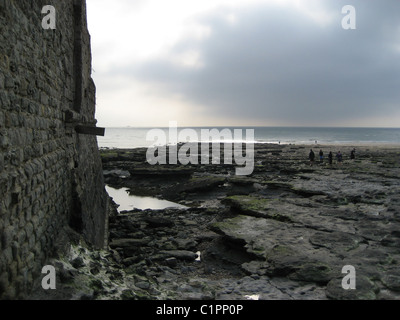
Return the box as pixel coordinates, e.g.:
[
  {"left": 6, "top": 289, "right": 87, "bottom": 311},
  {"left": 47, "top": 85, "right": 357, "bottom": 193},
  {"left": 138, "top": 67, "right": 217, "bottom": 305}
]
[
  {"left": 351, "top": 148, "right": 356, "bottom": 160},
  {"left": 328, "top": 151, "right": 333, "bottom": 165},
  {"left": 336, "top": 151, "right": 343, "bottom": 165},
  {"left": 309, "top": 149, "right": 315, "bottom": 166},
  {"left": 319, "top": 150, "right": 324, "bottom": 163}
]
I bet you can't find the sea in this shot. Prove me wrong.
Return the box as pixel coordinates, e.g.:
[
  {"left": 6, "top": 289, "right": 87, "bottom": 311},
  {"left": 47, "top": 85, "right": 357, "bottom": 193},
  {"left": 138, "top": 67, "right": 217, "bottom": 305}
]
[{"left": 97, "top": 127, "right": 400, "bottom": 149}]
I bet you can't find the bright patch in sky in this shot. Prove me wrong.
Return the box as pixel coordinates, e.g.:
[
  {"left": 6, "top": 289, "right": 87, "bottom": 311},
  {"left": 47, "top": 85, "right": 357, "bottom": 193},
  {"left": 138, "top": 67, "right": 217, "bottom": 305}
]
[{"left": 87, "top": 0, "right": 400, "bottom": 128}]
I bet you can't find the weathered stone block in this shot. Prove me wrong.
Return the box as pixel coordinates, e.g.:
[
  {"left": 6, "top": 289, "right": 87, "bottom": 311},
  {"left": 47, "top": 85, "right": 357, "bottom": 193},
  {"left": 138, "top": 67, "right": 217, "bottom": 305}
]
[
  {"left": 0, "top": 111, "right": 4, "bottom": 129},
  {"left": 4, "top": 76, "right": 14, "bottom": 89},
  {"left": 2, "top": 225, "right": 15, "bottom": 250}
]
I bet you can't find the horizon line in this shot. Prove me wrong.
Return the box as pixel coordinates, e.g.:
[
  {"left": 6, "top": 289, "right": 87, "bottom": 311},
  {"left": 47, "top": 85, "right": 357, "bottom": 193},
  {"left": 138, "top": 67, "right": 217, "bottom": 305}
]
[{"left": 99, "top": 125, "right": 400, "bottom": 129}]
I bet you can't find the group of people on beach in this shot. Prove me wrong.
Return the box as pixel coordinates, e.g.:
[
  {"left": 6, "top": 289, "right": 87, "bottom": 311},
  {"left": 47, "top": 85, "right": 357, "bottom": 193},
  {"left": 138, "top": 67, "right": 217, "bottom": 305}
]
[{"left": 308, "top": 148, "right": 356, "bottom": 166}]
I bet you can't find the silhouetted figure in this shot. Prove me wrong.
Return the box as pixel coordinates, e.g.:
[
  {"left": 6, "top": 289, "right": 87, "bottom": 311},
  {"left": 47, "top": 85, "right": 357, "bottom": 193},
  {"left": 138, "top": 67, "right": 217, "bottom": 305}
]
[
  {"left": 328, "top": 151, "right": 333, "bottom": 165},
  {"left": 350, "top": 148, "right": 356, "bottom": 160},
  {"left": 336, "top": 151, "right": 343, "bottom": 165},
  {"left": 309, "top": 149, "right": 315, "bottom": 166},
  {"left": 319, "top": 150, "right": 324, "bottom": 163}
]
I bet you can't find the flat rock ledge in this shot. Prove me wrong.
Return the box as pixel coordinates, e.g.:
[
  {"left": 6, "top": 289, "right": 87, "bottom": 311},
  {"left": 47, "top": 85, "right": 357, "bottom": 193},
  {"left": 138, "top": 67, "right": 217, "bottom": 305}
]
[{"left": 29, "top": 144, "right": 400, "bottom": 300}]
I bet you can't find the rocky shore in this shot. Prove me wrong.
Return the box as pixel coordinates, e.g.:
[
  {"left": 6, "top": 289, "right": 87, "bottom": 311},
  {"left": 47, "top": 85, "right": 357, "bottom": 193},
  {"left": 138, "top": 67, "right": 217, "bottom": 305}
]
[{"left": 30, "top": 143, "right": 400, "bottom": 300}]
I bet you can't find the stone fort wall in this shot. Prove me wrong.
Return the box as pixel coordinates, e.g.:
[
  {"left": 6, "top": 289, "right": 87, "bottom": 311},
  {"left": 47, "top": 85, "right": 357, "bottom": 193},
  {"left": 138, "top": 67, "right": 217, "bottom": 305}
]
[{"left": 0, "top": 0, "right": 109, "bottom": 299}]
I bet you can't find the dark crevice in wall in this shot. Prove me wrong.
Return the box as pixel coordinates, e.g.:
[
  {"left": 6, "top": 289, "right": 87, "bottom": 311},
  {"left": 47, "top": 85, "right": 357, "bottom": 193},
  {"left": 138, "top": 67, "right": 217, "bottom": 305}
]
[
  {"left": 70, "top": 185, "right": 83, "bottom": 233},
  {"left": 73, "top": 1, "right": 83, "bottom": 113}
]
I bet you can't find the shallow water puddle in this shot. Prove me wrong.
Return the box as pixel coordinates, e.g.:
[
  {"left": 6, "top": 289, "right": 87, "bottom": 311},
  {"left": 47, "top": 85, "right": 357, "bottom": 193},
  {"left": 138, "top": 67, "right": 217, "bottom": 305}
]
[{"left": 106, "top": 185, "right": 187, "bottom": 212}]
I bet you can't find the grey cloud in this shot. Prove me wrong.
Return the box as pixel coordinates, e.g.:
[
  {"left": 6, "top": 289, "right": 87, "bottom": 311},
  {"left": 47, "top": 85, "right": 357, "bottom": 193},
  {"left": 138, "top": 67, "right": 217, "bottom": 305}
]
[{"left": 125, "top": 0, "right": 400, "bottom": 125}]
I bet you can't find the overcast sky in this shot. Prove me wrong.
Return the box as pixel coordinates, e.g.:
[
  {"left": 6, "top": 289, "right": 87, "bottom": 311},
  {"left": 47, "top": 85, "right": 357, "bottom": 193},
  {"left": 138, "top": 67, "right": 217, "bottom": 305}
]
[{"left": 86, "top": 0, "right": 400, "bottom": 128}]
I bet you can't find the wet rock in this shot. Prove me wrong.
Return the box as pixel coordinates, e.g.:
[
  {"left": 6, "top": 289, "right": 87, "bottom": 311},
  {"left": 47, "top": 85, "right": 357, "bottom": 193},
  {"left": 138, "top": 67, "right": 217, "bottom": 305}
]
[
  {"left": 103, "top": 169, "right": 131, "bottom": 179},
  {"left": 165, "top": 257, "right": 178, "bottom": 267},
  {"left": 121, "top": 290, "right": 137, "bottom": 300},
  {"left": 122, "top": 256, "right": 142, "bottom": 266},
  {"left": 109, "top": 238, "right": 150, "bottom": 249},
  {"left": 71, "top": 257, "right": 86, "bottom": 269},
  {"left": 174, "top": 238, "right": 198, "bottom": 251},
  {"left": 58, "top": 264, "right": 78, "bottom": 283},
  {"left": 228, "top": 176, "right": 258, "bottom": 186},
  {"left": 136, "top": 281, "right": 151, "bottom": 290},
  {"left": 96, "top": 144, "right": 400, "bottom": 300},
  {"left": 143, "top": 216, "right": 174, "bottom": 228},
  {"left": 90, "top": 266, "right": 100, "bottom": 275},
  {"left": 129, "top": 164, "right": 195, "bottom": 176},
  {"left": 309, "top": 231, "right": 366, "bottom": 253},
  {"left": 223, "top": 195, "right": 293, "bottom": 222},
  {"left": 162, "top": 176, "right": 227, "bottom": 200},
  {"left": 326, "top": 276, "right": 379, "bottom": 300},
  {"left": 288, "top": 262, "right": 334, "bottom": 285},
  {"left": 160, "top": 250, "right": 198, "bottom": 261},
  {"left": 382, "top": 270, "right": 400, "bottom": 292}
]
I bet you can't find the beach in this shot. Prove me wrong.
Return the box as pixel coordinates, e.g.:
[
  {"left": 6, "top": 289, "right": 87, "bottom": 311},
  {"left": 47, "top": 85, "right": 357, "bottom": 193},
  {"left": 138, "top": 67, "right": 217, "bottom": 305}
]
[{"left": 32, "top": 143, "right": 400, "bottom": 300}]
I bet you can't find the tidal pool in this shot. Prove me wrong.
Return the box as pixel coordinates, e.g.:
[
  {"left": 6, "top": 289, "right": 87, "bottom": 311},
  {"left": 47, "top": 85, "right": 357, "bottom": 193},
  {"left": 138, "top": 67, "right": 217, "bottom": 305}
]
[{"left": 106, "top": 185, "right": 187, "bottom": 212}]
